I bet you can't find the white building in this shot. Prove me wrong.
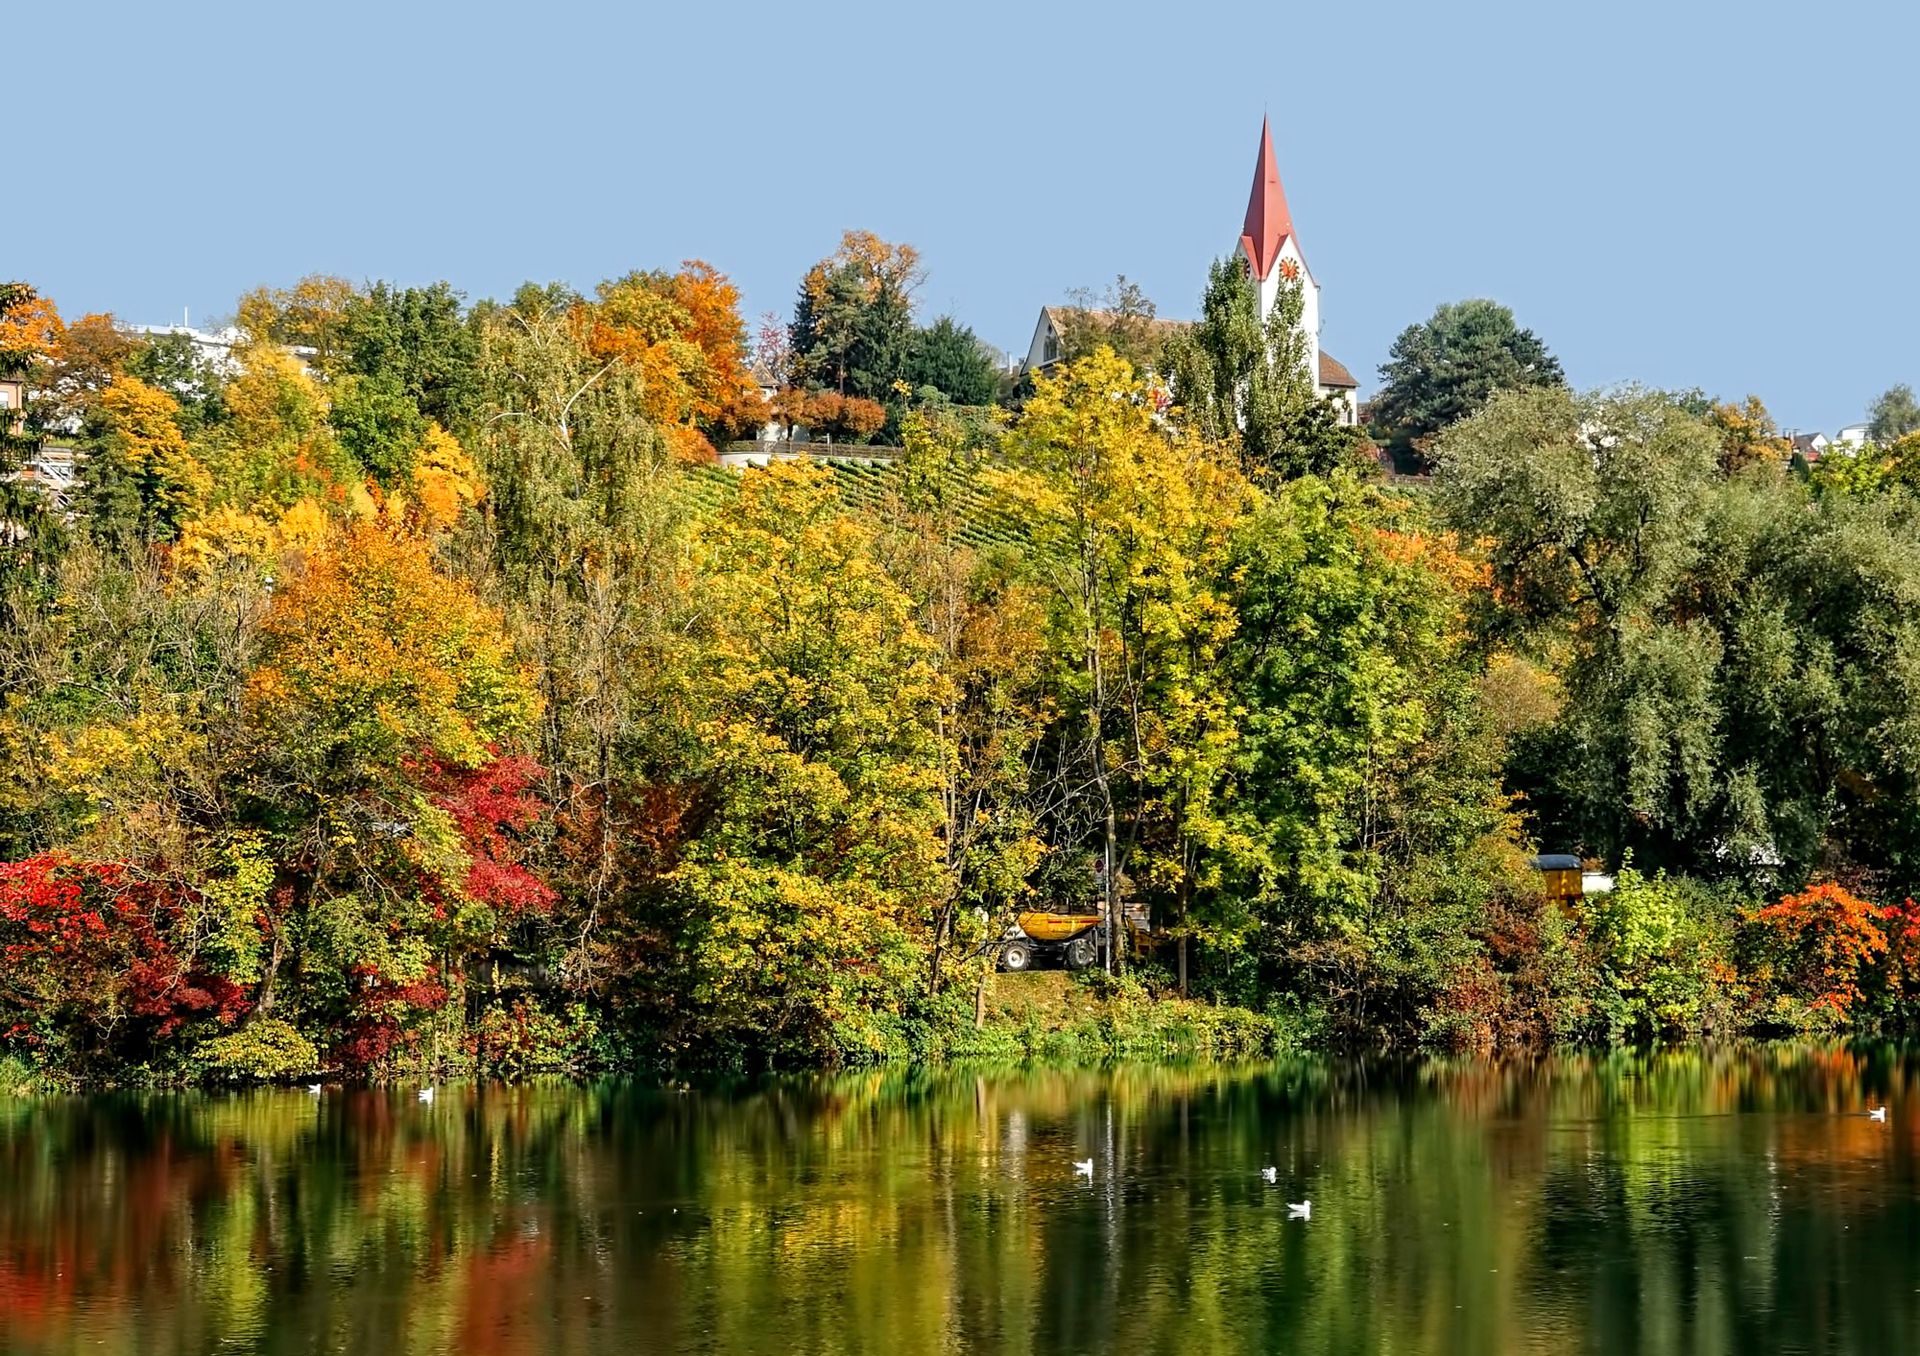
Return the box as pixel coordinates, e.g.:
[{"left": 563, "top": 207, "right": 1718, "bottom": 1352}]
[
  {"left": 1021, "top": 118, "right": 1359, "bottom": 423},
  {"left": 127, "top": 324, "right": 248, "bottom": 377}
]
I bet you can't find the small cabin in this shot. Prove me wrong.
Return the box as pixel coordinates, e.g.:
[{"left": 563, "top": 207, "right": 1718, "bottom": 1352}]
[{"left": 1528, "top": 853, "right": 1583, "bottom": 904}]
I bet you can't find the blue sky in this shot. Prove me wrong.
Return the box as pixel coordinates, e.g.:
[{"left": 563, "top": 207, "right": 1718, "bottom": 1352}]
[{"left": 13, "top": 0, "right": 1914, "bottom": 433}]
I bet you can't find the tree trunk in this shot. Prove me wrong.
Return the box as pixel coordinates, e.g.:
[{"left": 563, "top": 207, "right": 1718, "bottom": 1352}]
[
  {"left": 1099, "top": 783, "right": 1119, "bottom": 976},
  {"left": 252, "top": 927, "right": 286, "bottom": 1020},
  {"left": 1176, "top": 861, "right": 1192, "bottom": 997}
]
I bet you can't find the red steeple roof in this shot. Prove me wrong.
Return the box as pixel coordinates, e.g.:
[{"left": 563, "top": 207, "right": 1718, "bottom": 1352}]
[{"left": 1238, "top": 116, "right": 1298, "bottom": 282}]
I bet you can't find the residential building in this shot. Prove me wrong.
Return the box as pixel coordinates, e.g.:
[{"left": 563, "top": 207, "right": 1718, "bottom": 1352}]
[{"left": 1789, "top": 432, "right": 1829, "bottom": 462}]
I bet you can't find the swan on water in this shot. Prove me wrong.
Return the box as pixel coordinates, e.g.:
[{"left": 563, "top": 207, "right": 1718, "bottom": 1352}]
[
  {"left": 1287, "top": 1200, "right": 1312, "bottom": 1219},
  {"left": 306, "top": 1084, "right": 322, "bottom": 1094},
  {"left": 1871, "top": 1106, "right": 1888, "bottom": 1122},
  {"left": 1073, "top": 1159, "right": 1093, "bottom": 1177},
  {"left": 418, "top": 1087, "right": 435, "bottom": 1104},
  {"left": 1261, "top": 1167, "right": 1278, "bottom": 1184}
]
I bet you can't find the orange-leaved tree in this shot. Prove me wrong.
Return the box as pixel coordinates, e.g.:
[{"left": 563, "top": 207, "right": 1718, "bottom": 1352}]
[
  {"left": 237, "top": 516, "right": 547, "bottom": 1068},
  {"left": 0, "top": 284, "right": 63, "bottom": 478},
  {"left": 578, "top": 261, "right": 766, "bottom": 457},
  {"left": 1749, "top": 883, "right": 1891, "bottom": 1021},
  {"left": 0, "top": 283, "right": 64, "bottom": 376}
]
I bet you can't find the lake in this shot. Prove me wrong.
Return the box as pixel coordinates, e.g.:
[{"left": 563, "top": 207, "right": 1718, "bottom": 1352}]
[{"left": 0, "top": 1046, "right": 1914, "bottom": 1355}]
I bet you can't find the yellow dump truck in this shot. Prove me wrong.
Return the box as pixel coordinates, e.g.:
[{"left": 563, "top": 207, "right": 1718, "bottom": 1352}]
[{"left": 995, "top": 909, "right": 1106, "bottom": 972}]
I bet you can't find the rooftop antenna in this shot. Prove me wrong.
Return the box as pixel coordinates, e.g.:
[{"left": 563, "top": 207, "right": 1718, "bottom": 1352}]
[{"left": 183, "top": 306, "right": 189, "bottom": 329}]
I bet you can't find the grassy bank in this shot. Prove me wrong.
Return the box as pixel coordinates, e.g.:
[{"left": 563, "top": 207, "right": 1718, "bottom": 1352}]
[{"left": 943, "top": 971, "right": 1286, "bottom": 1063}]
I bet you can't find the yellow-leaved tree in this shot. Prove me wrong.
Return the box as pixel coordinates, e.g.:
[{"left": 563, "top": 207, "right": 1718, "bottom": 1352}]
[
  {"left": 97, "top": 377, "right": 213, "bottom": 536},
  {"left": 663, "top": 460, "right": 944, "bottom": 1061},
  {"left": 409, "top": 422, "right": 483, "bottom": 530},
  {"left": 996, "top": 347, "right": 1252, "bottom": 984}
]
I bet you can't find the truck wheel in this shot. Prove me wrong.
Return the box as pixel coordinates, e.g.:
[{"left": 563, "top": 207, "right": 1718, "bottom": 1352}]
[
  {"left": 1001, "top": 939, "right": 1035, "bottom": 972},
  {"left": 1065, "top": 932, "right": 1098, "bottom": 971}
]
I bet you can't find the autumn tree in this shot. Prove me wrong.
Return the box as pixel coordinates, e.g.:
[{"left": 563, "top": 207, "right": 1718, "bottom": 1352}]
[
  {"left": 578, "top": 261, "right": 766, "bottom": 458},
  {"left": 236, "top": 516, "right": 543, "bottom": 1062},
  {"left": 790, "top": 231, "right": 922, "bottom": 400},
  {"left": 35, "top": 312, "right": 133, "bottom": 427},
  {"left": 799, "top": 391, "right": 888, "bottom": 442},
  {"left": 1706, "top": 395, "right": 1791, "bottom": 476},
  {"left": 213, "top": 347, "right": 357, "bottom": 510},
  {"left": 0, "top": 532, "right": 269, "bottom": 864},
  {"left": 1749, "top": 883, "right": 1890, "bottom": 1025},
  {"left": 660, "top": 461, "right": 944, "bottom": 1060},
  {"left": 0, "top": 855, "right": 249, "bottom": 1071},
  {"left": 235, "top": 275, "right": 357, "bottom": 373},
  {"left": 998, "top": 349, "right": 1251, "bottom": 976},
  {"left": 0, "top": 283, "right": 64, "bottom": 556},
  {"left": 94, "top": 377, "right": 212, "bottom": 539}
]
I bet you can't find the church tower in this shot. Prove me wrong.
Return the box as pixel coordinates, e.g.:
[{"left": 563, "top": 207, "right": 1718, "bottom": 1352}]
[{"left": 1238, "top": 116, "right": 1324, "bottom": 400}]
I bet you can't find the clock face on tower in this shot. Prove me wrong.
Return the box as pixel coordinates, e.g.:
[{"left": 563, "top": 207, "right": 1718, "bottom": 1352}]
[{"left": 1279, "top": 258, "right": 1300, "bottom": 282}]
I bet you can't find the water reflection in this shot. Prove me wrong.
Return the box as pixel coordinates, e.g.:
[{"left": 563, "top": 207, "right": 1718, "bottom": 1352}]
[{"left": 1, "top": 1047, "right": 1917, "bottom": 1354}]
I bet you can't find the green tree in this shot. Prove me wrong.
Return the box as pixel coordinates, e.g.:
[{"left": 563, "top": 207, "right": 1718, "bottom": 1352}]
[
  {"left": 122, "top": 330, "right": 229, "bottom": 436},
  {"left": 877, "top": 412, "right": 1050, "bottom": 1012},
  {"left": 1165, "top": 257, "right": 1362, "bottom": 483},
  {"left": 471, "top": 280, "right": 694, "bottom": 1005},
  {"left": 1868, "top": 382, "right": 1920, "bottom": 445},
  {"left": 327, "top": 282, "right": 483, "bottom": 485},
  {"left": 1439, "top": 384, "right": 1920, "bottom": 898},
  {"left": 1372, "top": 299, "right": 1564, "bottom": 470},
  {"left": 902, "top": 316, "right": 1000, "bottom": 406},
  {"left": 1219, "top": 473, "right": 1507, "bottom": 1034},
  {"left": 1056, "top": 276, "right": 1165, "bottom": 374}
]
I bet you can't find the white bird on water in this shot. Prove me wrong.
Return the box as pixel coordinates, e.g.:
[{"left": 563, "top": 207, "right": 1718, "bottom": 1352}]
[
  {"left": 1287, "top": 1200, "right": 1312, "bottom": 1220},
  {"left": 1073, "top": 1159, "right": 1093, "bottom": 1178},
  {"left": 306, "top": 1084, "right": 322, "bottom": 1094},
  {"left": 418, "top": 1087, "right": 435, "bottom": 1104},
  {"left": 1261, "top": 1167, "right": 1278, "bottom": 1184},
  {"left": 1871, "top": 1106, "right": 1888, "bottom": 1122}
]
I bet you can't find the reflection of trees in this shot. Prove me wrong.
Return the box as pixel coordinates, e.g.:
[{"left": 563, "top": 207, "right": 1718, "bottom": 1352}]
[{"left": 0, "top": 1051, "right": 1915, "bottom": 1353}]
